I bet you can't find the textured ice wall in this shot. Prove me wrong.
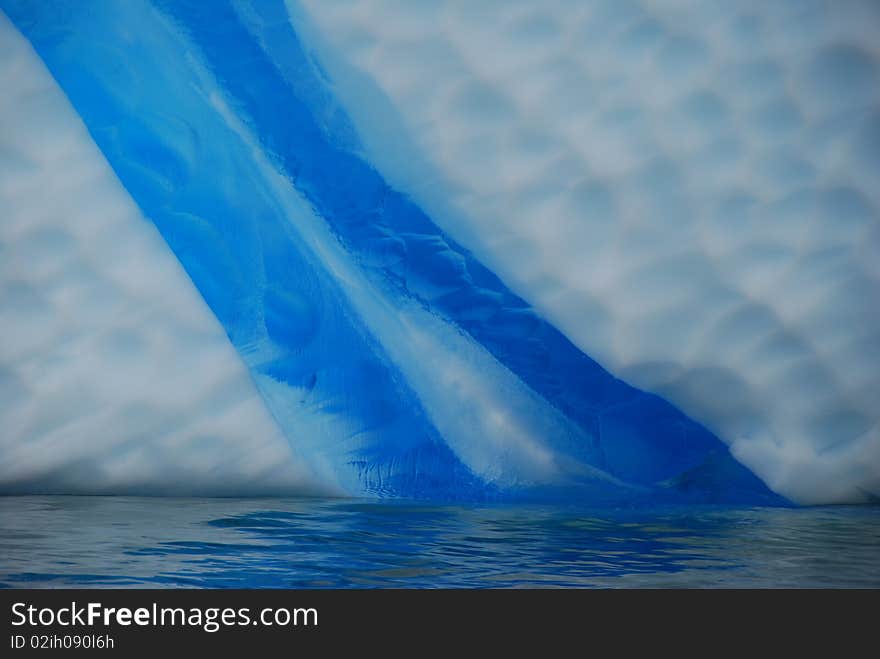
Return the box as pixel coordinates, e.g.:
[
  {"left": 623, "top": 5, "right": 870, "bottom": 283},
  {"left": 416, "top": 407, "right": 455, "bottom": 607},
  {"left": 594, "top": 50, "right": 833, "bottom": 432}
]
[
  {"left": 1, "top": 0, "right": 779, "bottom": 503},
  {"left": 3, "top": 0, "right": 875, "bottom": 503},
  {"left": 0, "top": 13, "right": 332, "bottom": 496},
  {"left": 291, "top": 0, "right": 880, "bottom": 503},
  {"left": 144, "top": 0, "right": 778, "bottom": 502}
]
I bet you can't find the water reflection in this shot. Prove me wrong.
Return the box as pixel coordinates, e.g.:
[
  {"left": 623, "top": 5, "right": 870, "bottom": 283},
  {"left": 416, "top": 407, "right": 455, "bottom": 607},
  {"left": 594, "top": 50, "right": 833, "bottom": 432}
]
[{"left": 1, "top": 497, "right": 878, "bottom": 587}]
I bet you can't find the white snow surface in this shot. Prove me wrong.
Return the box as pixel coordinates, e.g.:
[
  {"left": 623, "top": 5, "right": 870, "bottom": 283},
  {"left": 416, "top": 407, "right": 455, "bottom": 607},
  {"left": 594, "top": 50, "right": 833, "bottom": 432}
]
[
  {"left": 0, "top": 13, "right": 334, "bottom": 496},
  {"left": 289, "top": 0, "right": 880, "bottom": 503}
]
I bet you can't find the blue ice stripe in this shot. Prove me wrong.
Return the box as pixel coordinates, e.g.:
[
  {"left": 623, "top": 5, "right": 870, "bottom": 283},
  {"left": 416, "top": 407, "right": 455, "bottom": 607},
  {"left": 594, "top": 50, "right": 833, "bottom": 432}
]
[
  {"left": 1, "top": 0, "right": 492, "bottom": 500},
  {"left": 0, "top": 0, "right": 785, "bottom": 503},
  {"left": 152, "top": 0, "right": 782, "bottom": 502}
]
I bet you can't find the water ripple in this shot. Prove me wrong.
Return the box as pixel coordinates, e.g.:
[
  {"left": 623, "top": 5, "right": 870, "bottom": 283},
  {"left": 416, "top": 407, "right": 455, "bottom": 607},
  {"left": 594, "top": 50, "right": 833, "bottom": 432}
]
[{"left": 1, "top": 497, "right": 877, "bottom": 588}]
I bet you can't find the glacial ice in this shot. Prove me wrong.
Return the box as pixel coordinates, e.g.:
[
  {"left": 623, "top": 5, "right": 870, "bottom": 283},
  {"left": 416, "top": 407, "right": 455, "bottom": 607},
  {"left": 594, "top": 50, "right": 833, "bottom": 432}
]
[
  {"left": 1, "top": 0, "right": 877, "bottom": 504},
  {"left": 0, "top": 13, "right": 331, "bottom": 496},
  {"left": 289, "top": 0, "right": 880, "bottom": 504}
]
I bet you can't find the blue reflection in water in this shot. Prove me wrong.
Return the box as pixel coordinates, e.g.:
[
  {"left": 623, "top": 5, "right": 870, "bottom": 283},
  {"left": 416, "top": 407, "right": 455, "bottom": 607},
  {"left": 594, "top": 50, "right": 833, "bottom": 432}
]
[{"left": 1, "top": 497, "right": 878, "bottom": 588}]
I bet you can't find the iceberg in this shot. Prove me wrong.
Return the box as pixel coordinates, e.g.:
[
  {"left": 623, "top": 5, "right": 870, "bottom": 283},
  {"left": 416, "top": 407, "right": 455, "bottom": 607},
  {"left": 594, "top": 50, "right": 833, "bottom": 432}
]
[
  {"left": 1, "top": 0, "right": 877, "bottom": 504},
  {"left": 0, "top": 12, "right": 330, "bottom": 496}
]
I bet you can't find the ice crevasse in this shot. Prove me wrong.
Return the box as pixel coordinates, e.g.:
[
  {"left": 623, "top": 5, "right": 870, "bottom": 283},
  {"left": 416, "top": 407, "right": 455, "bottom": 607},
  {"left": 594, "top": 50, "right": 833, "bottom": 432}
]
[{"left": 0, "top": 0, "right": 878, "bottom": 505}]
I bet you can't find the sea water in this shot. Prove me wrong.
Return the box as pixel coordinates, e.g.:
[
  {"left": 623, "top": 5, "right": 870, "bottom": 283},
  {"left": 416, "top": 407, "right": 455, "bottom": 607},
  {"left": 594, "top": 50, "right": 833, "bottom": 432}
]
[{"left": 1, "top": 497, "right": 878, "bottom": 588}]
